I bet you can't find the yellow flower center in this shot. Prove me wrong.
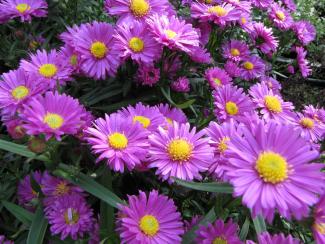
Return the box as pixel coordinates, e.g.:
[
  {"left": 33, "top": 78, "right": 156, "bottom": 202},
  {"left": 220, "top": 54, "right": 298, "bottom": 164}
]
[
  {"left": 133, "top": 115, "right": 151, "bottom": 128},
  {"left": 213, "top": 78, "right": 221, "bottom": 86},
  {"left": 300, "top": 117, "right": 314, "bottom": 129},
  {"left": 208, "top": 6, "right": 227, "bottom": 17},
  {"left": 165, "top": 29, "right": 177, "bottom": 39},
  {"left": 264, "top": 95, "right": 282, "bottom": 113},
  {"left": 70, "top": 54, "right": 78, "bottom": 66},
  {"left": 90, "top": 41, "right": 107, "bottom": 59},
  {"left": 64, "top": 208, "right": 79, "bottom": 225},
  {"left": 255, "top": 151, "right": 288, "bottom": 184},
  {"left": 314, "top": 223, "right": 325, "bottom": 235},
  {"left": 16, "top": 3, "right": 31, "bottom": 13},
  {"left": 243, "top": 61, "right": 254, "bottom": 70},
  {"left": 230, "top": 48, "right": 240, "bottom": 56},
  {"left": 241, "top": 17, "right": 247, "bottom": 24},
  {"left": 43, "top": 113, "right": 64, "bottom": 129},
  {"left": 130, "top": 0, "right": 150, "bottom": 17},
  {"left": 167, "top": 139, "right": 193, "bottom": 162},
  {"left": 217, "top": 136, "right": 230, "bottom": 153},
  {"left": 139, "top": 215, "right": 159, "bottom": 237},
  {"left": 205, "top": 0, "right": 213, "bottom": 3},
  {"left": 166, "top": 117, "right": 173, "bottom": 125},
  {"left": 129, "top": 37, "right": 145, "bottom": 52},
  {"left": 11, "top": 85, "right": 29, "bottom": 100},
  {"left": 225, "top": 101, "right": 239, "bottom": 115},
  {"left": 39, "top": 64, "right": 58, "bottom": 78},
  {"left": 108, "top": 132, "right": 128, "bottom": 150},
  {"left": 55, "top": 181, "right": 70, "bottom": 196},
  {"left": 276, "top": 11, "right": 286, "bottom": 21},
  {"left": 213, "top": 237, "right": 228, "bottom": 244}
]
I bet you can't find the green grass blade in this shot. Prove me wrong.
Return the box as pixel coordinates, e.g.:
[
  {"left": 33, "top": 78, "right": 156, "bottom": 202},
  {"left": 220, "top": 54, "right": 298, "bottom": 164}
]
[
  {"left": 27, "top": 206, "right": 48, "bottom": 244},
  {"left": 175, "top": 178, "right": 233, "bottom": 193},
  {"left": 2, "top": 200, "right": 34, "bottom": 226}
]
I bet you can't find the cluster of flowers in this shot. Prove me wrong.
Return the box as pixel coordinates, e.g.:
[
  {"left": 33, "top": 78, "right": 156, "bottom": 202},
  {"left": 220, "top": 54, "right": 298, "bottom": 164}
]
[{"left": 17, "top": 171, "right": 99, "bottom": 242}]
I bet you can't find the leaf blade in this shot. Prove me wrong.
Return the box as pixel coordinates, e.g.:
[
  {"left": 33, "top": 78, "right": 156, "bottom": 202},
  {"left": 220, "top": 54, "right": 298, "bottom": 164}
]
[
  {"left": 175, "top": 178, "right": 233, "bottom": 194},
  {"left": 2, "top": 200, "right": 34, "bottom": 226},
  {"left": 26, "top": 206, "right": 48, "bottom": 244}
]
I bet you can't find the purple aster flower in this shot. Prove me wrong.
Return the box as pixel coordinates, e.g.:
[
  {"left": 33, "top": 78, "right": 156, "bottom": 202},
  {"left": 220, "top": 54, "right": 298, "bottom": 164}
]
[
  {"left": 20, "top": 49, "right": 72, "bottom": 89},
  {"left": 287, "top": 65, "right": 295, "bottom": 74},
  {"left": 260, "top": 76, "right": 282, "bottom": 94},
  {"left": 292, "top": 20, "right": 316, "bottom": 45},
  {"left": 237, "top": 11, "right": 254, "bottom": 32},
  {"left": 295, "top": 46, "right": 312, "bottom": 78},
  {"left": 313, "top": 194, "right": 325, "bottom": 244},
  {"left": 239, "top": 56, "right": 266, "bottom": 80},
  {"left": 222, "top": 40, "right": 250, "bottom": 62},
  {"left": 59, "top": 23, "right": 91, "bottom": 48},
  {"left": 114, "top": 21, "right": 162, "bottom": 64},
  {"left": 196, "top": 22, "right": 211, "bottom": 46},
  {"left": 189, "top": 46, "right": 212, "bottom": 64},
  {"left": 171, "top": 76, "right": 191, "bottom": 93},
  {"left": 225, "top": 0, "right": 252, "bottom": 12},
  {"left": 255, "top": 232, "right": 301, "bottom": 244},
  {"left": 163, "top": 56, "right": 181, "bottom": 79},
  {"left": 249, "top": 22, "right": 278, "bottom": 54},
  {"left": 157, "top": 103, "right": 188, "bottom": 126},
  {"left": 4, "top": 118, "right": 25, "bottom": 139},
  {"left": 0, "top": 0, "right": 47, "bottom": 22},
  {"left": 117, "top": 190, "right": 184, "bottom": 243},
  {"left": 195, "top": 219, "right": 242, "bottom": 244},
  {"left": 269, "top": 3, "right": 294, "bottom": 30},
  {"left": 224, "top": 60, "right": 241, "bottom": 77},
  {"left": 250, "top": 0, "right": 272, "bottom": 9},
  {"left": 47, "top": 194, "right": 94, "bottom": 240},
  {"left": 225, "top": 121, "right": 324, "bottom": 222},
  {"left": 282, "top": 0, "right": 297, "bottom": 12},
  {"left": 205, "top": 67, "right": 232, "bottom": 89},
  {"left": 303, "top": 105, "right": 325, "bottom": 125},
  {"left": 74, "top": 21, "right": 120, "bottom": 80},
  {"left": 20, "top": 92, "right": 86, "bottom": 141},
  {"left": 0, "top": 235, "right": 13, "bottom": 244},
  {"left": 59, "top": 45, "right": 81, "bottom": 74},
  {"left": 213, "top": 84, "right": 255, "bottom": 123},
  {"left": 85, "top": 113, "right": 149, "bottom": 172},
  {"left": 147, "top": 14, "right": 200, "bottom": 54},
  {"left": 148, "top": 122, "right": 214, "bottom": 182},
  {"left": 292, "top": 113, "right": 325, "bottom": 142},
  {"left": 136, "top": 64, "right": 160, "bottom": 86},
  {"left": 184, "top": 215, "right": 202, "bottom": 232}
]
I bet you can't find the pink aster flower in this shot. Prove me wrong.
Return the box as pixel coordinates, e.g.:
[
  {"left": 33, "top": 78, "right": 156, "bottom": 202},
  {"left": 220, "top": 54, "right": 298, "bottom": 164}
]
[
  {"left": 255, "top": 232, "right": 301, "bottom": 244},
  {"left": 59, "top": 45, "right": 81, "bottom": 74},
  {"left": 303, "top": 105, "right": 325, "bottom": 124},
  {"left": 117, "top": 190, "right": 184, "bottom": 243},
  {"left": 114, "top": 21, "right": 162, "bottom": 64},
  {"left": 282, "top": 0, "right": 297, "bottom": 12},
  {"left": 20, "top": 49, "right": 72, "bottom": 89},
  {"left": 292, "top": 20, "right": 316, "bottom": 46},
  {"left": 269, "top": 3, "right": 294, "bottom": 30},
  {"left": 148, "top": 122, "right": 214, "bottom": 182},
  {"left": 4, "top": 118, "right": 25, "bottom": 139},
  {"left": 189, "top": 46, "right": 212, "bottom": 64},
  {"left": 205, "top": 67, "right": 232, "bottom": 89},
  {"left": 146, "top": 14, "right": 200, "bottom": 54},
  {"left": 287, "top": 65, "right": 295, "bottom": 74},
  {"left": 250, "top": 0, "right": 272, "bottom": 9},
  {"left": 213, "top": 84, "right": 255, "bottom": 123},
  {"left": 260, "top": 76, "right": 282, "bottom": 94},
  {"left": 136, "top": 64, "right": 160, "bottom": 86},
  {"left": 224, "top": 60, "right": 241, "bottom": 78},
  {"left": 225, "top": 121, "right": 324, "bottom": 222},
  {"left": 85, "top": 113, "right": 149, "bottom": 173},
  {"left": 59, "top": 23, "right": 90, "bottom": 48},
  {"left": 74, "top": 21, "right": 120, "bottom": 80},
  {"left": 237, "top": 11, "right": 254, "bottom": 32},
  {"left": 195, "top": 219, "right": 242, "bottom": 244},
  {"left": 249, "top": 82, "right": 295, "bottom": 122},
  {"left": 313, "top": 195, "right": 325, "bottom": 244},
  {"left": 171, "top": 76, "right": 191, "bottom": 93},
  {"left": 20, "top": 92, "right": 86, "bottom": 141},
  {"left": 225, "top": 0, "right": 252, "bottom": 12},
  {"left": 196, "top": 22, "right": 211, "bottom": 46},
  {"left": 157, "top": 103, "right": 188, "bottom": 126},
  {"left": 222, "top": 40, "right": 250, "bottom": 62},
  {"left": 0, "top": 0, "right": 47, "bottom": 22},
  {"left": 295, "top": 46, "right": 312, "bottom": 78},
  {"left": 292, "top": 113, "right": 325, "bottom": 142},
  {"left": 249, "top": 22, "right": 278, "bottom": 54},
  {"left": 239, "top": 56, "right": 266, "bottom": 80},
  {"left": 47, "top": 194, "right": 94, "bottom": 240}
]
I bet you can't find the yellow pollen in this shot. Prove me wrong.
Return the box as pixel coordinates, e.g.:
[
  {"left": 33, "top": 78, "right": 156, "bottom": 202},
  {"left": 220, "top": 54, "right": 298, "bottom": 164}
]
[
  {"left": 108, "top": 132, "right": 128, "bottom": 150},
  {"left": 241, "top": 17, "right": 247, "bottom": 24},
  {"left": 205, "top": 0, "right": 213, "bottom": 3},
  {"left": 213, "top": 78, "right": 221, "bottom": 86},
  {"left": 139, "top": 215, "right": 159, "bottom": 236},
  {"left": 314, "top": 223, "right": 325, "bottom": 235},
  {"left": 133, "top": 115, "right": 151, "bottom": 128},
  {"left": 43, "top": 113, "right": 64, "bottom": 129},
  {"left": 16, "top": 3, "right": 31, "bottom": 13},
  {"left": 129, "top": 37, "right": 145, "bottom": 52},
  {"left": 11, "top": 85, "right": 29, "bottom": 100},
  {"left": 130, "top": 0, "right": 150, "bottom": 17},
  {"left": 243, "top": 61, "right": 254, "bottom": 70},
  {"left": 166, "top": 117, "right": 173, "bottom": 125},
  {"left": 167, "top": 139, "right": 193, "bottom": 162},
  {"left": 64, "top": 208, "right": 79, "bottom": 225},
  {"left": 165, "top": 29, "right": 177, "bottom": 39},
  {"left": 218, "top": 137, "right": 230, "bottom": 153},
  {"left": 255, "top": 151, "right": 288, "bottom": 184},
  {"left": 276, "top": 11, "right": 286, "bottom": 21},
  {"left": 55, "top": 182, "right": 70, "bottom": 196},
  {"left": 208, "top": 6, "right": 227, "bottom": 17},
  {"left": 230, "top": 48, "right": 240, "bottom": 56},
  {"left": 213, "top": 237, "right": 228, "bottom": 244},
  {"left": 300, "top": 117, "right": 314, "bottom": 129},
  {"left": 225, "top": 101, "right": 239, "bottom": 115},
  {"left": 39, "top": 64, "right": 58, "bottom": 78},
  {"left": 90, "top": 41, "right": 107, "bottom": 59},
  {"left": 70, "top": 55, "right": 78, "bottom": 66},
  {"left": 264, "top": 95, "right": 282, "bottom": 113}
]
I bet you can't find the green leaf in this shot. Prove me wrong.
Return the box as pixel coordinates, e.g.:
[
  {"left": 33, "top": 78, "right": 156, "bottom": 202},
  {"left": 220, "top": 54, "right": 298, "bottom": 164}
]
[
  {"left": 253, "top": 215, "right": 266, "bottom": 234},
  {"left": 27, "top": 206, "right": 48, "bottom": 244},
  {"left": 176, "top": 99, "right": 196, "bottom": 109},
  {"left": 2, "top": 200, "right": 34, "bottom": 226},
  {"left": 174, "top": 178, "right": 233, "bottom": 194},
  {"left": 239, "top": 217, "right": 250, "bottom": 241}
]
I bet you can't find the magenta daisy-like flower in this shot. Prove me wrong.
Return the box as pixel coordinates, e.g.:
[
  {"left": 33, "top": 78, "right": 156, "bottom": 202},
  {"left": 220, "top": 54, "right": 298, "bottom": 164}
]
[
  {"left": 254, "top": 232, "right": 301, "bottom": 244},
  {"left": 295, "top": 46, "right": 312, "bottom": 78},
  {"left": 114, "top": 21, "right": 162, "bottom": 64},
  {"left": 237, "top": 11, "right": 253, "bottom": 33},
  {"left": 136, "top": 64, "right": 160, "bottom": 86},
  {"left": 195, "top": 219, "right": 242, "bottom": 244},
  {"left": 59, "top": 45, "right": 81, "bottom": 74},
  {"left": 120, "top": 102, "right": 165, "bottom": 132},
  {"left": 171, "top": 76, "right": 191, "bottom": 93},
  {"left": 250, "top": 0, "right": 272, "bottom": 9},
  {"left": 189, "top": 46, "right": 212, "bottom": 64},
  {"left": 225, "top": 121, "right": 324, "bottom": 222},
  {"left": 260, "top": 76, "right": 282, "bottom": 95},
  {"left": 85, "top": 113, "right": 149, "bottom": 172},
  {"left": 0, "top": 0, "right": 47, "bottom": 22},
  {"left": 20, "top": 92, "right": 86, "bottom": 140},
  {"left": 224, "top": 60, "right": 241, "bottom": 78},
  {"left": 222, "top": 40, "right": 250, "bottom": 62},
  {"left": 191, "top": 2, "right": 241, "bottom": 27},
  {"left": 157, "top": 103, "right": 188, "bottom": 126},
  {"left": 292, "top": 113, "right": 325, "bottom": 142},
  {"left": 148, "top": 122, "right": 214, "bottom": 182},
  {"left": 213, "top": 84, "right": 255, "bottom": 123},
  {"left": 147, "top": 14, "right": 200, "bottom": 54},
  {"left": 117, "top": 190, "right": 184, "bottom": 243},
  {"left": 249, "top": 82, "right": 295, "bottom": 122},
  {"left": 292, "top": 20, "right": 316, "bottom": 46},
  {"left": 20, "top": 49, "right": 72, "bottom": 88},
  {"left": 4, "top": 118, "right": 25, "bottom": 139},
  {"left": 269, "top": 3, "right": 293, "bottom": 30},
  {"left": 0, "top": 235, "right": 13, "bottom": 244},
  {"left": 303, "top": 105, "right": 325, "bottom": 125},
  {"left": 283, "top": 0, "right": 297, "bottom": 12},
  {"left": 239, "top": 56, "right": 265, "bottom": 80},
  {"left": 74, "top": 21, "right": 120, "bottom": 80},
  {"left": 47, "top": 194, "right": 94, "bottom": 241},
  {"left": 184, "top": 215, "right": 202, "bottom": 232},
  {"left": 59, "top": 23, "right": 90, "bottom": 48},
  {"left": 249, "top": 22, "right": 278, "bottom": 54},
  {"left": 205, "top": 67, "right": 232, "bottom": 89},
  {"left": 313, "top": 195, "right": 325, "bottom": 244}
]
